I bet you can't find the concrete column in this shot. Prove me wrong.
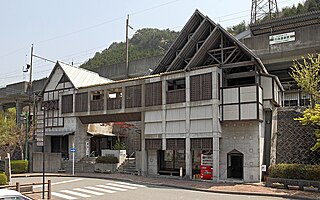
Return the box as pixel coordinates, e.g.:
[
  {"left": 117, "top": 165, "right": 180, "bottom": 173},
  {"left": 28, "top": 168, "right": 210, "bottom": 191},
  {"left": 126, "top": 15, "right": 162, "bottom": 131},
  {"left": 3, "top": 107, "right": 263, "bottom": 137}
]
[
  {"left": 0, "top": 105, "right": 3, "bottom": 112},
  {"left": 185, "top": 73, "right": 192, "bottom": 179},
  {"left": 72, "top": 92, "right": 76, "bottom": 114},
  {"left": 212, "top": 136, "right": 220, "bottom": 182},
  {"left": 140, "top": 112, "right": 148, "bottom": 176},
  {"left": 161, "top": 79, "right": 166, "bottom": 150},
  {"left": 87, "top": 91, "right": 91, "bottom": 115},
  {"left": 16, "top": 101, "right": 22, "bottom": 125},
  {"left": 185, "top": 138, "right": 192, "bottom": 179}
]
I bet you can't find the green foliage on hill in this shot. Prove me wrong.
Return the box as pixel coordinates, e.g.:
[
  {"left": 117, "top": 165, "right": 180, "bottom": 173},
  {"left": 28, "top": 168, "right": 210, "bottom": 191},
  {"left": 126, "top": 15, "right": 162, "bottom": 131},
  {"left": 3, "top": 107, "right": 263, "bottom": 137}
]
[
  {"left": 281, "top": 0, "right": 320, "bottom": 18},
  {"left": 227, "top": 0, "right": 320, "bottom": 36},
  {"left": 81, "top": 28, "right": 179, "bottom": 69}
]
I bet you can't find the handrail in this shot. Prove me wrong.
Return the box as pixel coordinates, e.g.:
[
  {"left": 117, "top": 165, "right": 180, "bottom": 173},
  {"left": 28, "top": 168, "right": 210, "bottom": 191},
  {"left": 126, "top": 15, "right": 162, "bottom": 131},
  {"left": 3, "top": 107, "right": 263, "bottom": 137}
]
[{"left": 128, "top": 151, "right": 135, "bottom": 159}]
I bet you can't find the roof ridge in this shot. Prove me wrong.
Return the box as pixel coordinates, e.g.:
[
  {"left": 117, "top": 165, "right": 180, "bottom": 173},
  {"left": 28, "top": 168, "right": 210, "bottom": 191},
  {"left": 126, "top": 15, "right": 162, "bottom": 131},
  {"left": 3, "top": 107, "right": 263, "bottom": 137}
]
[{"left": 57, "top": 61, "right": 111, "bottom": 81}]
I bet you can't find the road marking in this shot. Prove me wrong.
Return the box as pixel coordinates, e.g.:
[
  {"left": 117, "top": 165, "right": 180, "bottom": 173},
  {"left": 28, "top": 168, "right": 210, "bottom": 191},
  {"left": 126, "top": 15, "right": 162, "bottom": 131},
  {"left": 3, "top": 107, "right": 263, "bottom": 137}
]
[
  {"left": 34, "top": 178, "right": 83, "bottom": 188},
  {"left": 52, "top": 192, "right": 78, "bottom": 200},
  {"left": 96, "top": 184, "right": 127, "bottom": 191},
  {"left": 85, "top": 186, "right": 116, "bottom": 193},
  {"left": 73, "top": 188, "right": 104, "bottom": 196},
  {"left": 114, "top": 181, "right": 146, "bottom": 188},
  {"left": 107, "top": 183, "right": 137, "bottom": 189},
  {"left": 60, "top": 190, "right": 91, "bottom": 198}
]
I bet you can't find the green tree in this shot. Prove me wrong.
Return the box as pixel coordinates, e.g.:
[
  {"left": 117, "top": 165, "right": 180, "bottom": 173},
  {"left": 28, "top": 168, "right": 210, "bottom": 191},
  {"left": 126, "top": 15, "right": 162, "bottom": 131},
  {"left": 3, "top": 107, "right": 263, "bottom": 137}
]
[
  {"left": 81, "top": 28, "right": 179, "bottom": 69},
  {"left": 290, "top": 54, "right": 320, "bottom": 107},
  {"left": 0, "top": 108, "right": 25, "bottom": 159},
  {"left": 227, "top": 21, "right": 248, "bottom": 36},
  {"left": 290, "top": 54, "right": 320, "bottom": 151},
  {"left": 295, "top": 105, "right": 320, "bottom": 151}
]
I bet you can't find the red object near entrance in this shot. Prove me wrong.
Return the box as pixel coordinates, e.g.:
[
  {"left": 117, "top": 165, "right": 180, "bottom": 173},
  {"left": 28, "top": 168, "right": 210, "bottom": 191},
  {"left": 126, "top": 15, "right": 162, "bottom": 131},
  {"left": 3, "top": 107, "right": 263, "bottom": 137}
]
[{"left": 200, "top": 165, "right": 213, "bottom": 180}]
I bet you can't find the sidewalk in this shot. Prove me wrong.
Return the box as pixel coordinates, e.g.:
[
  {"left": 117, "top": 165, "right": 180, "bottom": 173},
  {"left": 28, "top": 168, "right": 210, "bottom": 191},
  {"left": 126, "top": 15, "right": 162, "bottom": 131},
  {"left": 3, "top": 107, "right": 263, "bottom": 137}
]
[{"left": 12, "top": 173, "right": 320, "bottom": 200}]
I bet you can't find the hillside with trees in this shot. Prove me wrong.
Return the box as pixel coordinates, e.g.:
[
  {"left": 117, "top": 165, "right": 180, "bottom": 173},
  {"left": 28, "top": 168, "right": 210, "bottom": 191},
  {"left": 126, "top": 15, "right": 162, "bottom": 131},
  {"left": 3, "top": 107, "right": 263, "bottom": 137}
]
[
  {"left": 81, "top": 28, "right": 179, "bottom": 69},
  {"left": 227, "top": 0, "right": 320, "bottom": 35},
  {"left": 81, "top": 0, "right": 320, "bottom": 69}
]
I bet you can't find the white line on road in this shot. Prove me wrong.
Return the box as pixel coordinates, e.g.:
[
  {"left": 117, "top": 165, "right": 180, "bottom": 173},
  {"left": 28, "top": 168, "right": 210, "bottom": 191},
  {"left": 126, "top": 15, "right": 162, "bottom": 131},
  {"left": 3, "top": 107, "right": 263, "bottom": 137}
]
[
  {"left": 85, "top": 186, "right": 116, "bottom": 193},
  {"left": 96, "top": 184, "right": 127, "bottom": 191},
  {"left": 73, "top": 188, "right": 104, "bottom": 196},
  {"left": 60, "top": 190, "right": 91, "bottom": 198},
  {"left": 114, "top": 181, "right": 146, "bottom": 188},
  {"left": 107, "top": 183, "right": 137, "bottom": 189},
  {"left": 52, "top": 192, "right": 78, "bottom": 200},
  {"left": 33, "top": 178, "right": 84, "bottom": 188}
]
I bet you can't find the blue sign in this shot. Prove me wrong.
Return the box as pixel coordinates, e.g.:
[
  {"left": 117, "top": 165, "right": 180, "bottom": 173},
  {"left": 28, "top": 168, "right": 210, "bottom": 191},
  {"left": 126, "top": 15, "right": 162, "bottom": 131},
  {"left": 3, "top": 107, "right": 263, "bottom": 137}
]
[{"left": 70, "top": 148, "right": 76, "bottom": 152}]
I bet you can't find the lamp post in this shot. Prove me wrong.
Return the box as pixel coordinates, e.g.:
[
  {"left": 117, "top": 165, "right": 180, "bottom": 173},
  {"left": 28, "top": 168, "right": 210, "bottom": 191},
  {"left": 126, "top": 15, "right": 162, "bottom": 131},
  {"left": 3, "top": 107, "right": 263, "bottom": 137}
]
[{"left": 42, "top": 105, "right": 46, "bottom": 199}]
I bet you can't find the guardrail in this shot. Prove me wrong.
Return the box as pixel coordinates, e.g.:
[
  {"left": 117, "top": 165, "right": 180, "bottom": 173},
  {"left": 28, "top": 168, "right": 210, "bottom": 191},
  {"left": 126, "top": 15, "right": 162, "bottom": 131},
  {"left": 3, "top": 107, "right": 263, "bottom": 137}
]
[{"left": 0, "top": 180, "right": 52, "bottom": 199}]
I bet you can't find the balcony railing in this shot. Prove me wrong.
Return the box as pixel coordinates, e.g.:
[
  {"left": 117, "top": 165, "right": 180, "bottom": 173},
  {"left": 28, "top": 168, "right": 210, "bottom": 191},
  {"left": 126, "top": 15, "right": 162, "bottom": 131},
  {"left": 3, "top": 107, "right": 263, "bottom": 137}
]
[
  {"left": 107, "top": 98, "right": 122, "bottom": 110},
  {"left": 90, "top": 100, "right": 104, "bottom": 111},
  {"left": 166, "top": 89, "right": 186, "bottom": 104}
]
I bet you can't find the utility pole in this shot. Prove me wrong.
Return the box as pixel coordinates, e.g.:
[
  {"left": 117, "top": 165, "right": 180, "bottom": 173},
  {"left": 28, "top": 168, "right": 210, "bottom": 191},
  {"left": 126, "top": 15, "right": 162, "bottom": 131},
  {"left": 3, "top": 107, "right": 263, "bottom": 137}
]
[
  {"left": 25, "top": 44, "right": 33, "bottom": 161},
  {"left": 126, "top": 14, "right": 129, "bottom": 78}
]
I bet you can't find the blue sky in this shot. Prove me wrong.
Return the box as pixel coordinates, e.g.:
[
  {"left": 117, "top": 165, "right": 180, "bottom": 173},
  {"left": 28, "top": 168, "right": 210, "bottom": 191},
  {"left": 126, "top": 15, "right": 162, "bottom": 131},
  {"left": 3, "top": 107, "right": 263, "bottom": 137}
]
[{"left": 0, "top": 0, "right": 302, "bottom": 86}]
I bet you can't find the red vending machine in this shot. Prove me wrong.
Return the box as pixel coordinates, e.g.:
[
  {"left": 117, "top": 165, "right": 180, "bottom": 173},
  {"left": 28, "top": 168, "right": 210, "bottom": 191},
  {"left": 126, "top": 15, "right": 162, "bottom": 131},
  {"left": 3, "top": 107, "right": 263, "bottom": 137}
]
[{"left": 200, "top": 154, "right": 213, "bottom": 180}]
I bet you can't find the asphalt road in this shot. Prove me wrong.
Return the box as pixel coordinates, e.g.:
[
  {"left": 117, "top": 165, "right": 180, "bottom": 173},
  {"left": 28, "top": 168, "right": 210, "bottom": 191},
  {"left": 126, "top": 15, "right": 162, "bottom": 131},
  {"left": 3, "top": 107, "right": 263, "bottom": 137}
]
[{"left": 11, "top": 176, "right": 287, "bottom": 200}]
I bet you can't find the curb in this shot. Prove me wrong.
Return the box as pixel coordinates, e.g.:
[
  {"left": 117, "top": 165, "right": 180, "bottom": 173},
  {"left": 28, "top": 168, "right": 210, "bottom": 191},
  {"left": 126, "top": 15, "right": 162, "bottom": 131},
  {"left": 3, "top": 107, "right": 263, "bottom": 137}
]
[{"left": 11, "top": 173, "right": 316, "bottom": 200}]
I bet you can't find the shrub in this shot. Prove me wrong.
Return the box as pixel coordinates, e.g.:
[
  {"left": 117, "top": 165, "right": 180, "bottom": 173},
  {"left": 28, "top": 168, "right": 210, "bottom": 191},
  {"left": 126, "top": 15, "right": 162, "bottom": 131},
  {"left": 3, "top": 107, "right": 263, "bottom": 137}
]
[
  {"left": 96, "top": 156, "right": 119, "bottom": 164},
  {"left": 269, "top": 164, "right": 320, "bottom": 181},
  {"left": 0, "top": 172, "right": 7, "bottom": 185},
  {"left": 11, "top": 160, "right": 28, "bottom": 174}
]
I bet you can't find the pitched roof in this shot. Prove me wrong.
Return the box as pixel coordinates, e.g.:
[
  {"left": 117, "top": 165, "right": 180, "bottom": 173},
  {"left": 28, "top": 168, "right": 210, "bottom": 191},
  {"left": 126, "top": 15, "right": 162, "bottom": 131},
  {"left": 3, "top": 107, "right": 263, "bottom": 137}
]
[
  {"left": 42, "top": 61, "right": 113, "bottom": 92},
  {"left": 58, "top": 62, "right": 113, "bottom": 88},
  {"left": 152, "top": 10, "right": 267, "bottom": 75}
]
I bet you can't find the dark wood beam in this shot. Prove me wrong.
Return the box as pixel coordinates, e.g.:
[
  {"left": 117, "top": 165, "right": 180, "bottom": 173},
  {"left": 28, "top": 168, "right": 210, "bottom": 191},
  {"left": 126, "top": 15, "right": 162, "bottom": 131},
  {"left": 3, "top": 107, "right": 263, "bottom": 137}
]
[
  {"left": 221, "top": 60, "right": 256, "bottom": 69},
  {"left": 225, "top": 71, "right": 257, "bottom": 79}
]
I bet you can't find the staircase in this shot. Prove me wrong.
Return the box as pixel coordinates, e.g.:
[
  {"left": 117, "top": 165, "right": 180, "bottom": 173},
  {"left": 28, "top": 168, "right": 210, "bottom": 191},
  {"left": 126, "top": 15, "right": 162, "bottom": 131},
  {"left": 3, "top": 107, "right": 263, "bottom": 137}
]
[{"left": 117, "top": 152, "right": 138, "bottom": 175}]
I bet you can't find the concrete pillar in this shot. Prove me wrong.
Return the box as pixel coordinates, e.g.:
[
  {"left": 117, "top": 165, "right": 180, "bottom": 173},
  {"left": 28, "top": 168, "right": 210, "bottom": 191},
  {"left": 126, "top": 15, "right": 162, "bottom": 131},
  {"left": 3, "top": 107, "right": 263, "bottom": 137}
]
[
  {"left": 212, "top": 136, "right": 219, "bottom": 182},
  {"left": 161, "top": 78, "right": 166, "bottom": 150},
  {"left": 185, "top": 138, "right": 192, "bottom": 179},
  {"left": 0, "top": 105, "right": 3, "bottom": 112},
  {"left": 16, "top": 101, "right": 22, "bottom": 125},
  {"left": 140, "top": 112, "right": 147, "bottom": 176},
  {"left": 75, "top": 117, "right": 88, "bottom": 160},
  {"left": 185, "top": 73, "right": 192, "bottom": 179}
]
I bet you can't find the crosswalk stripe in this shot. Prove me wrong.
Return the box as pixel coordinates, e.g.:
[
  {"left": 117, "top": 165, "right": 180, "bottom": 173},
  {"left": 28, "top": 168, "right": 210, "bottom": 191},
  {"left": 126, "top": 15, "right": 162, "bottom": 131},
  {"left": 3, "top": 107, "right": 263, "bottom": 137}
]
[
  {"left": 73, "top": 188, "right": 104, "bottom": 196},
  {"left": 52, "top": 192, "right": 78, "bottom": 200},
  {"left": 60, "top": 190, "right": 91, "bottom": 198},
  {"left": 96, "top": 184, "right": 127, "bottom": 191},
  {"left": 114, "top": 181, "right": 146, "bottom": 188},
  {"left": 85, "top": 186, "right": 116, "bottom": 193},
  {"left": 107, "top": 183, "right": 137, "bottom": 189}
]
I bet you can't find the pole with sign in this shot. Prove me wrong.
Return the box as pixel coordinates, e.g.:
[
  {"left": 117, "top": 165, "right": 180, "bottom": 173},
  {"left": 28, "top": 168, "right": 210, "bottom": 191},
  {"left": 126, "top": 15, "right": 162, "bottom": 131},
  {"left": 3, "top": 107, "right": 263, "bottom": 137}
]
[{"left": 70, "top": 144, "right": 76, "bottom": 176}]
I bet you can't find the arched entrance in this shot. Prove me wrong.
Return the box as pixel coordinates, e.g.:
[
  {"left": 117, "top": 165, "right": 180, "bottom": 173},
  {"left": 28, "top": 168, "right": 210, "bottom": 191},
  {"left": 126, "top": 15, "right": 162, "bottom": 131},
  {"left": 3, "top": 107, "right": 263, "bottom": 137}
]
[{"left": 227, "top": 149, "right": 243, "bottom": 179}]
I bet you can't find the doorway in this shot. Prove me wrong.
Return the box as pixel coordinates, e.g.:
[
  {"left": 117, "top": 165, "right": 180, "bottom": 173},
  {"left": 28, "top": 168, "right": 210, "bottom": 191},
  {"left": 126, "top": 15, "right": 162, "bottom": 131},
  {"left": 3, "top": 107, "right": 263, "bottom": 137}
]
[{"left": 227, "top": 150, "right": 243, "bottom": 179}]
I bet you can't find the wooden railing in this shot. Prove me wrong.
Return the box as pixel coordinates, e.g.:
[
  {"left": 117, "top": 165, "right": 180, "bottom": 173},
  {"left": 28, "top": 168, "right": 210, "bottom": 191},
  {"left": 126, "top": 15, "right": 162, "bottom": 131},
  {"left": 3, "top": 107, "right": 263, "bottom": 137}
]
[
  {"left": 166, "top": 89, "right": 186, "bottom": 104},
  {"left": 0, "top": 180, "right": 52, "bottom": 199},
  {"left": 90, "top": 100, "right": 104, "bottom": 111},
  {"left": 107, "top": 98, "right": 122, "bottom": 110}
]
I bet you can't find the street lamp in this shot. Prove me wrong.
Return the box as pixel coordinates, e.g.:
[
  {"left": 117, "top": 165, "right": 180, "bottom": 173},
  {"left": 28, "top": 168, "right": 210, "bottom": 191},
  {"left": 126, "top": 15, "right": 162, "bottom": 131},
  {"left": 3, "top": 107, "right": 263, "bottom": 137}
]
[{"left": 41, "top": 104, "right": 46, "bottom": 200}]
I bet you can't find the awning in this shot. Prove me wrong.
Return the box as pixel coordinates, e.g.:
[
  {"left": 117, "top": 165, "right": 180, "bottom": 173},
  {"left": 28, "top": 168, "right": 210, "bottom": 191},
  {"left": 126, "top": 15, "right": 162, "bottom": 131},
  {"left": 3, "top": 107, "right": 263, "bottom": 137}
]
[
  {"left": 45, "top": 131, "right": 74, "bottom": 136},
  {"left": 87, "top": 131, "right": 116, "bottom": 137}
]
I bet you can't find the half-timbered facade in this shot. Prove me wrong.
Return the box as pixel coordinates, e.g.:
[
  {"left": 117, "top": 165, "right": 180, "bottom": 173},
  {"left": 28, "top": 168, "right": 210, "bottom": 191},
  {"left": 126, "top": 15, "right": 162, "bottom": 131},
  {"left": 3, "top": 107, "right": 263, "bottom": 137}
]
[{"left": 36, "top": 10, "right": 283, "bottom": 182}]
